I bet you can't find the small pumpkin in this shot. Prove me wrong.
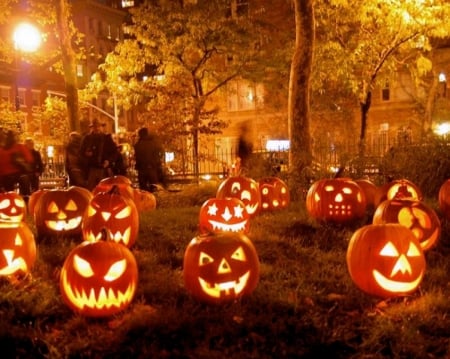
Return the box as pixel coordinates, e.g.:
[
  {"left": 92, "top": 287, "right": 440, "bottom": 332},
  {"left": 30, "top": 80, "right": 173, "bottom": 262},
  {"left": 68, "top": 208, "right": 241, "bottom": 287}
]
[
  {"left": 216, "top": 176, "right": 261, "bottom": 217},
  {"left": 438, "top": 179, "right": 450, "bottom": 220},
  {"left": 59, "top": 231, "right": 138, "bottom": 317},
  {"left": 199, "top": 197, "right": 250, "bottom": 234},
  {"left": 132, "top": 188, "right": 157, "bottom": 212},
  {"left": 93, "top": 175, "right": 135, "bottom": 199},
  {"left": 306, "top": 178, "right": 366, "bottom": 223},
  {"left": 82, "top": 186, "right": 139, "bottom": 248},
  {"left": 0, "top": 191, "right": 27, "bottom": 223},
  {"left": 373, "top": 199, "right": 441, "bottom": 251},
  {"left": 375, "top": 179, "right": 422, "bottom": 207},
  {"left": 258, "top": 177, "right": 290, "bottom": 211},
  {"left": 183, "top": 232, "right": 260, "bottom": 304},
  {"left": 347, "top": 223, "right": 426, "bottom": 298}
]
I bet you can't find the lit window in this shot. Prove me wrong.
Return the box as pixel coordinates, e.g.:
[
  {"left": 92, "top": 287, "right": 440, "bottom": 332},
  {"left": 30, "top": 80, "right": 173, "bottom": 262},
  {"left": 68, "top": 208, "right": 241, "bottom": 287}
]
[
  {"left": 266, "top": 140, "right": 290, "bottom": 151},
  {"left": 121, "top": 0, "right": 134, "bottom": 8},
  {"left": 76, "top": 64, "right": 84, "bottom": 77}
]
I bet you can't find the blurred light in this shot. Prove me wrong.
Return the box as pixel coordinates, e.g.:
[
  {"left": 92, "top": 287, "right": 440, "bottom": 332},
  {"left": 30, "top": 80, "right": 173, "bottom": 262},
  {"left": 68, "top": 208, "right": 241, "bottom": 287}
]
[
  {"left": 434, "top": 122, "right": 450, "bottom": 136},
  {"left": 439, "top": 72, "right": 447, "bottom": 83},
  {"left": 266, "top": 140, "right": 290, "bottom": 151},
  {"left": 13, "top": 23, "right": 42, "bottom": 53},
  {"left": 47, "top": 145, "right": 54, "bottom": 158},
  {"left": 165, "top": 152, "right": 174, "bottom": 162}
]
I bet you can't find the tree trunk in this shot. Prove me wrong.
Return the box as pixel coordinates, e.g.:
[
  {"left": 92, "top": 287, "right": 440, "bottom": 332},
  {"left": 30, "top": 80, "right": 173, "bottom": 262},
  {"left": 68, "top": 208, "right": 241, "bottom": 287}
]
[
  {"left": 357, "top": 90, "right": 371, "bottom": 177},
  {"left": 55, "top": 0, "right": 80, "bottom": 132},
  {"left": 288, "top": 0, "right": 314, "bottom": 201}
]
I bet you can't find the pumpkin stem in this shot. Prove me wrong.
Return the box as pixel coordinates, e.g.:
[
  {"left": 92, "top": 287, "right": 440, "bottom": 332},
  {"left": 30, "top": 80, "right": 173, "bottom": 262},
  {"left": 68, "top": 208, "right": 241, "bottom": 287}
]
[{"left": 100, "top": 228, "right": 110, "bottom": 242}]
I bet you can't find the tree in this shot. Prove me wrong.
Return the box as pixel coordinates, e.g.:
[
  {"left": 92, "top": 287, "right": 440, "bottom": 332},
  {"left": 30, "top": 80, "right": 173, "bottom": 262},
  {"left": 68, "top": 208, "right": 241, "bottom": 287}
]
[
  {"left": 288, "top": 0, "right": 314, "bottom": 200},
  {"left": 89, "top": 0, "right": 266, "bottom": 176}
]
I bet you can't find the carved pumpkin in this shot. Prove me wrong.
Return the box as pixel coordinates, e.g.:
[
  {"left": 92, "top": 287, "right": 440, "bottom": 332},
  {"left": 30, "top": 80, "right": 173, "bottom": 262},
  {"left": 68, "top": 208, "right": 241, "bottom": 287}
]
[
  {"left": 0, "top": 221, "right": 36, "bottom": 280},
  {"left": 258, "top": 177, "right": 290, "bottom": 211},
  {"left": 183, "top": 232, "right": 260, "bottom": 304},
  {"left": 59, "top": 233, "right": 138, "bottom": 317},
  {"left": 34, "top": 186, "right": 93, "bottom": 238},
  {"left": 216, "top": 176, "right": 261, "bottom": 217},
  {"left": 375, "top": 179, "right": 422, "bottom": 207},
  {"left": 93, "top": 175, "right": 135, "bottom": 199},
  {"left": 199, "top": 197, "right": 250, "bottom": 234},
  {"left": 438, "top": 179, "right": 450, "bottom": 220},
  {"left": 28, "top": 188, "right": 47, "bottom": 216},
  {"left": 373, "top": 199, "right": 441, "bottom": 251},
  {"left": 306, "top": 178, "right": 366, "bottom": 223},
  {"left": 132, "top": 189, "right": 157, "bottom": 212},
  {"left": 347, "top": 223, "right": 426, "bottom": 298},
  {"left": 0, "top": 191, "right": 27, "bottom": 223},
  {"left": 82, "top": 186, "right": 139, "bottom": 248}
]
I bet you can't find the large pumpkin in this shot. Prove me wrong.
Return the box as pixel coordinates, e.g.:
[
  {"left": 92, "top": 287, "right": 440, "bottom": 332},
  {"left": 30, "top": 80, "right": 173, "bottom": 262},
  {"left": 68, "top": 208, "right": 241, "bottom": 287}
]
[
  {"left": 354, "top": 178, "right": 378, "bottom": 211},
  {"left": 183, "top": 232, "right": 260, "bottom": 304},
  {"left": 306, "top": 178, "right": 366, "bottom": 223},
  {"left": 34, "top": 186, "right": 93, "bottom": 238},
  {"left": 375, "top": 179, "right": 422, "bottom": 207},
  {"left": 93, "top": 175, "right": 135, "bottom": 199},
  {"left": 82, "top": 186, "right": 139, "bottom": 248},
  {"left": 347, "top": 223, "right": 426, "bottom": 298},
  {"left": 59, "top": 236, "right": 138, "bottom": 317},
  {"left": 0, "top": 221, "right": 36, "bottom": 280},
  {"left": 373, "top": 199, "right": 441, "bottom": 251},
  {"left": 258, "top": 177, "right": 290, "bottom": 211},
  {"left": 438, "top": 179, "right": 450, "bottom": 220},
  {"left": 216, "top": 176, "right": 261, "bottom": 217},
  {"left": 0, "top": 191, "right": 27, "bottom": 223},
  {"left": 199, "top": 197, "right": 250, "bottom": 234}
]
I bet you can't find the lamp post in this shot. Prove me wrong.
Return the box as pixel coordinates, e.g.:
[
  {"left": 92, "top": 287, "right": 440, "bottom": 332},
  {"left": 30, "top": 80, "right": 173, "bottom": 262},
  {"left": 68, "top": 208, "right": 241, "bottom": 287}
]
[{"left": 12, "top": 23, "right": 42, "bottom": 115}]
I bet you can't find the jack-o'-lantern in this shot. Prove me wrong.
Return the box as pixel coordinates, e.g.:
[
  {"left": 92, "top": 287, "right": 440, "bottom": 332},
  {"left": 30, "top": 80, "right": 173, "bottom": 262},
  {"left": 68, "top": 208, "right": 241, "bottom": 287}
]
[
  {"left": 373, "top": 199, "right": 441, "bottom": 251},
  {"left": 93, "top": 175, "right": 135, "bottom": 199},
  {"left": 306, "top": 178, "right": 366, "bottom": 223},
  {"left": 258, "top": 177, "right": 290, "bottom": 211},
  {"left": 183, "top": 232, "right": 260, "bottom": 304},
  {"left": 34, "top": 186, "right": 93, "bottom": 238},
  {"left": 199, "top": 197, "right": 250, "bottom": 234},
  {"left": 59, "top": 233, "right": 138, "bottom": 317},
  {"left": 438, "top": 179, "right": 450, "bottom": 220},
  {"left": 132, "top": 189, "right": 157, "bottom": 212},
  {"left": 375, "top": 179, "right": 422, "bottom": 207},
  {"left": 82, "top": 186, "right": 139, "bottom": 248},
  {"left": 216, "top": 176, "right": 261, "bottom": 217},
  {"left": 28, "top": 189, "right": 47, "bottom": 216},
  {"left": 0, "top": 221, "right": 36, "bottom": 280},
  {"left": 0, "top": 191, "right": 27, "bottom": 222},
  {"left": 347, "top": 223, "right": 426, "bottom": 298}
]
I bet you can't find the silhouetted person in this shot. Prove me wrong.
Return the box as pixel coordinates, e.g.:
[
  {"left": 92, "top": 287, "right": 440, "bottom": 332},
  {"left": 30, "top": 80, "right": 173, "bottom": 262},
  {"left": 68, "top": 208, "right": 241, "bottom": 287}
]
[
  {"left": 65, "top": 132, "right": 86, "bottom": 187},
  {"left": 25, "top": 138, "right": 44, "bottom": 193},
  {"left": 237, "top": 122, "right": 253, "bottom": 174}
]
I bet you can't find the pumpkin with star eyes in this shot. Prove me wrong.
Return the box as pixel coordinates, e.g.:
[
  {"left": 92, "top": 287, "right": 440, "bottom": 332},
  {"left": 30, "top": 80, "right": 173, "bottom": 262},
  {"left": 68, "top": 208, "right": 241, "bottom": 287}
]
[
  {"left": 372, "top": 199, "right": 441, "bottom": 251},
  {"left": 59, "top": 234, "right": 138, "bottom": 317},
  {"left": 438, "top": 179, "right": 450, "bottom": 220},
  {"left": 183, "top": 232, "right": 260, "bottom": 304},
  {"left": 306, "top": 178, "right": 366, "bottom": 223},
  {"left": 0, "top": 191, "right": 27, "bottom": 223},
  {"left": 258, "top": 177, "right": 290, "bottom": 211},
  {"left": 216, "top": 176, "right": 261, "bottom": 217},
  {"left": 93, "top": 175, "right": 135, "bottom": 200},
  {"left": 375, "top": 178, "right": 422, "bottom": 207},
  {"left": 82, "top": 186, "right": 139, "bottom": 248},
  {"left": 346, "top": 223, "right": 426, "bottom": 298},
  {"left": 0, "top": 221, "right": 36, "bottom": 280},
  {"left": 199, "top": 197, "right": 250, "bottom": 234},
  {"left": 34, "top": 186, "right": 93, "bottom": 238}
]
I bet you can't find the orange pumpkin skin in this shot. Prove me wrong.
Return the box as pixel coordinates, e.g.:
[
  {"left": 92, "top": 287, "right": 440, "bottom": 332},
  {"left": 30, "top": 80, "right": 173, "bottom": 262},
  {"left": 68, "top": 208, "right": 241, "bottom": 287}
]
[
  {"left": 347, "top": 223, "right": 426, "bottom": 298},
  {"left": 373, "top": 199, "right": 441, "bottom": 251},
  {"left": 34, "top": 186, "right": 93, "bottom": 238},
  {"left": 438, "top": 179, "right": 450, "bottom": 220},
  {"left": 59, "top": 240, "right": 138, "bottom": 317},
  {"left": 199, "top": 197, "right": 250, "bottom": 234},
  {"left": 28, "top": 189, "right": 47, "bottom": 216},
  {"left": 216, "top": 176, "right": 261, "bottom": 217},
  {"left": 306, "top": 178, "right": 366, "bottom": 223},
  {"left": 258, "top": 177, "right": 290, "bottom": 211},
  {"left": 0, "top": 191, "right": 27, "bottom": 223},
  {"left": 375, "top": 179, "right": 422, "bottom": 207},
  {"left": 82, "top": 186, "right": 139, "bottom": 248},
  {"left": 183, "top": 232, "right": 260, "bottom": 304},
  {"left": 132, "top": 189, "right": 157, "bottom": 212},
  {"left": 0, "top": 221, "right": 36, "bottom": 279},
  {"left": 354, "top": 179, "right": 378, "bottom": 211},
  {"left": 93, "top": 175, "right": 135, "bottom": 199}
]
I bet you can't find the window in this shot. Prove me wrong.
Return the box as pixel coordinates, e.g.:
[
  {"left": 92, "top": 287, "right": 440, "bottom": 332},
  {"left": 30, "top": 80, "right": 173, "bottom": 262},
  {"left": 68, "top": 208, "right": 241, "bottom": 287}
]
[
  {"left": 121, "top": 0, "right": 134, "bottom": 8},
  {"left": 18, "top": 88, "right": 26, "bottom": 108},
  {"left": 227, "top": 80, "right": 264, "bottom": 112},
  {"left": 31, "top": 90, "right": 40, "bottom": 107},
  {"left": 381, "top": 82, "right": 390, "bottom": 101},
  {"left": 0, "top": 87, "right": 10, "bottom": 102},
  {"left": 76, "top": 64, "right": 84, "bottom": 77}
]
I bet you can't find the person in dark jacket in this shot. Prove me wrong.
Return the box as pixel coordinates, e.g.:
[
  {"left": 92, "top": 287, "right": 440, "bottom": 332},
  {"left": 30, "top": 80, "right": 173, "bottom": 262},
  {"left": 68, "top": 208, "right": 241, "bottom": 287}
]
[
  {"left": 65, "top": 132, "right": 86, "bottom": 187},
  {"left": 133, "top": 127, "right": 165, "bottom": 192},
  {"left": 25, "top": 138, "right": 45, "bottom": 193}
]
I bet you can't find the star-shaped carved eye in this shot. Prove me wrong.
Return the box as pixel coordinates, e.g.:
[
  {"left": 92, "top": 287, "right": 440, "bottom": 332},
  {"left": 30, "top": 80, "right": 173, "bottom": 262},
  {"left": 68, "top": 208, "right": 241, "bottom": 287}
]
[{"left": 207, "top": 203, "right": 218, "bottom": 216}]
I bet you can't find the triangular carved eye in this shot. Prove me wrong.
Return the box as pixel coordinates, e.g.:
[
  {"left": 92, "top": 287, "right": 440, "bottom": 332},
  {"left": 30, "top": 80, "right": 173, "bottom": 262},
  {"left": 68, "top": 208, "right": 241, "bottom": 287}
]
[
  {"left": 115, "top": 207, "right": 131, "bottom": 219},
  {"left": 87, "top": 205, "right": 97, "bottom": 217},
  {"left": 48, "top": 201, "right": 60, "bottom": 213},
  {"left": 65, "top": 199, "right": 78, "bottom": 211},
  {"left": 231, "top": 246, "right": 246, "bottom": 262},
  {"left": 199, "top": 252, "right": 214, "bottom": 266},
  {"left": 406, "top": 242, "right": 421, "bottom": 257},
  {"left": 379, "top": 242, "right": 399, "bottom": 257}
]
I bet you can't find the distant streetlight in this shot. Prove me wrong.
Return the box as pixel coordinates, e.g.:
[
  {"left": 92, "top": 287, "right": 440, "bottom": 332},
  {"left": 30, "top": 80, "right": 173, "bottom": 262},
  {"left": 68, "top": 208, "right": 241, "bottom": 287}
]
[{"left": 12, "top": 23, "right": 42, "bottom": 114}]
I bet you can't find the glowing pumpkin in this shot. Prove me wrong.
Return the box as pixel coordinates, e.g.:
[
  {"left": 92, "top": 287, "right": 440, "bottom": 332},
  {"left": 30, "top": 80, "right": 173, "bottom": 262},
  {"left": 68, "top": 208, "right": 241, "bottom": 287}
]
[
  {"left": 93, "top": 175, "right": 135, "bottom": 199},
  {"left": 375, "top": 179, "right": 422, "bottom": 207},
  {"left": 59, "top": 235, "right": 138, "bottom": 317},
  {"left": 183, "top": 232, "right": 260, "bottom": 304},
  {"left": 373, "top": 199, "right": 441, "bottom": 251},
  {"left": 258, "top": 177, "right": 290, "bottom": 211},
  {"left": 132, "top": 188, "right": 157, "bottom": 212},
  {"left": 0, "top": 221, "right": 36, "bottom": 280},
  {"left": 347, "top": 223, "right": 426, "bottom": 298},
  {"left": 28, "top": 188, "right": 47, "bottom": 216},
  {"left": 354, "top": 178, "right": 378, "bottom": 212},
  {"left": 199, "top": 197, "right": 250, "bottom": 234},
  {"left": 34, "top": 186, "right": 93, "bottom": 238},
  {"left": 305, "top": 178, "right": 366, "bottom": 223},
  {"left": 82, "top": 186, "right": 139, "bottom": 248},
  {"left": 0, "top": 191, "right": 27, "bottom": 223},
  {"left": 438, "top": 179, "right": 450, "bottom": 220},
  {"left": 216, "top": 176, "right": 261, "bottom": 217}
]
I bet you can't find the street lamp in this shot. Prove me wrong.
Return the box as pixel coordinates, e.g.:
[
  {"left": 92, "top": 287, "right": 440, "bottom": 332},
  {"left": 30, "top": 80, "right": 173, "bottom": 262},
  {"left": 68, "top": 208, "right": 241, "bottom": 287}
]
[{"left": 12, "top": 22, "right": 42, "bottom": 113}]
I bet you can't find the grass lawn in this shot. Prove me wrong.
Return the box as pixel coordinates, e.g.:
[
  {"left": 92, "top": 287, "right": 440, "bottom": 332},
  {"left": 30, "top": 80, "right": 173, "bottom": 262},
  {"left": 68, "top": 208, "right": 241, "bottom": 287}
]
[{"left": 1, "top": 183, "right": 449, "bottom": 359}]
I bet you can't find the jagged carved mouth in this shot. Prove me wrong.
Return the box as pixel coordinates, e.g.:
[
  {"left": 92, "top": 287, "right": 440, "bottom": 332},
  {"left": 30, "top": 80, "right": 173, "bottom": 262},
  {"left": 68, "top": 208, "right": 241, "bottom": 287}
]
[
  {"left": 198, "top": 271, "right": 250, "bottom": 298},
  {"left": 45, "top": 217, "right": 82, "bottom": 231}
]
